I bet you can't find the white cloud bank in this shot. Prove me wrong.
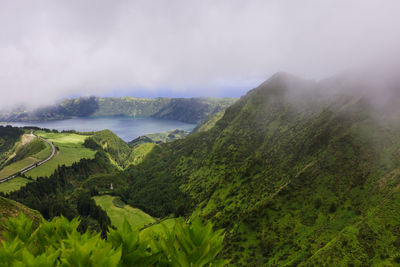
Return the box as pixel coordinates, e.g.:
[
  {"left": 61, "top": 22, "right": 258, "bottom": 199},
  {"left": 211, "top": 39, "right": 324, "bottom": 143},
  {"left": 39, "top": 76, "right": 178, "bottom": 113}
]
[{"left": 0, "top": 0, "right": 400, "bottom": 108}]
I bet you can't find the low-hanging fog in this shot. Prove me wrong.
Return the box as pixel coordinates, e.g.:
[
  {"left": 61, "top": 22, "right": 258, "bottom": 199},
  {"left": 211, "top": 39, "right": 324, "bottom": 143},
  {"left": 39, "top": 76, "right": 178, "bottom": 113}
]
[{"left": 1, "top": 0, "right": 400, "bottom": 109}]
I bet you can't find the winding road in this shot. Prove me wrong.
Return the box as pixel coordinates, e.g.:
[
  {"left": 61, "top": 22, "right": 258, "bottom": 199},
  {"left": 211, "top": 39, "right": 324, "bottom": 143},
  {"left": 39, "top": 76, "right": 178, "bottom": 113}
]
[{"left": 0, "top": 134, "right": 56, "bottom": 184}]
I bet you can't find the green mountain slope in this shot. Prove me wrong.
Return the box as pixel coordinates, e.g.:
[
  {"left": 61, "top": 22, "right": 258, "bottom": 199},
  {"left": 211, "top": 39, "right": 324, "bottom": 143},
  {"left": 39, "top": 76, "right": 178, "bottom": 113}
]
[
  {"left": 128, "top": 129, "right": 189, "bottom": 147},
  {"left": 120, "top": 72, "right": 400, "bottom": 265},
  {"left": 192, "top": 109, "right": 225, "bottom": 133},
  {"left": 85, "top": 130, "right": 132, "bottom": 168}
]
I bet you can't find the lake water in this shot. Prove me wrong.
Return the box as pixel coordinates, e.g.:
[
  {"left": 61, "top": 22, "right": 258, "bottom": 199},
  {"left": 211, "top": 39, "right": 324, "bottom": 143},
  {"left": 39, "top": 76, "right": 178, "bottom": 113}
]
[{"left": 2, "top": 117, "right": 196, "bottom": 142}]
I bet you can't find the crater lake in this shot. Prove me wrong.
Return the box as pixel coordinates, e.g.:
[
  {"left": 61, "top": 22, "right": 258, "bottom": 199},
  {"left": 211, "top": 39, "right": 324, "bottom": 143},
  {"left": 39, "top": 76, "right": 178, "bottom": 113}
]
[{"left": 1, "top": 116, "right": 196, "bottom": 142}]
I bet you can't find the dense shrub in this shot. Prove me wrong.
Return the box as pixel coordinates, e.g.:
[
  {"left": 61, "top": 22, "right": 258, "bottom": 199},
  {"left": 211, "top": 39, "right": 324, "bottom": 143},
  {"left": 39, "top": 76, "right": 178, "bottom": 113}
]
[{"left": 0, "top": 214, "right": 228, "bottom": 267}]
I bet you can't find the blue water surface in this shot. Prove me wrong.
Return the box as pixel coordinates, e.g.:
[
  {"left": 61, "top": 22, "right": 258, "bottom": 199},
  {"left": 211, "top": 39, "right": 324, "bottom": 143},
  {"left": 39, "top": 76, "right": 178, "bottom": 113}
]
[{"left": 2, "top": 116, "right": 196, "bottom": 142}]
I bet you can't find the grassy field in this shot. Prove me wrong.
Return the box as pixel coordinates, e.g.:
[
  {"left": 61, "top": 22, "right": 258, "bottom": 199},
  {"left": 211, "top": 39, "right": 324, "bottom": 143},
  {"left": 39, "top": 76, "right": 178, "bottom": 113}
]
[
  {"left": 0, "top": 157, "right": 38, "bottom": 178},
  {"left": 26, "top": 131, "right": 96, "bottom": 178},
  {"left": 0, "top": 177, "right": 30, "bottom": 193},
  {"left": 0, "top": 137, "right": 52, "bottom": 179},
  {"left": 93, "top": 195, "right": 155, "bottom": 229},
  {"left": 139, "top": 218, "right": 176, "bottom": 241},
  {"left": 32, "top": 142, "right": 52, "bottom": 160}
]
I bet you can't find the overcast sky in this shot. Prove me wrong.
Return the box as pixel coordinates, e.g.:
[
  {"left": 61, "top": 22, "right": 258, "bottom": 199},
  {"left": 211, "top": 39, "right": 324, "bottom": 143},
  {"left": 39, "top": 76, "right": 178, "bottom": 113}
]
[{"left": 1, "top": 0, "right": 400, "bottom": 108}]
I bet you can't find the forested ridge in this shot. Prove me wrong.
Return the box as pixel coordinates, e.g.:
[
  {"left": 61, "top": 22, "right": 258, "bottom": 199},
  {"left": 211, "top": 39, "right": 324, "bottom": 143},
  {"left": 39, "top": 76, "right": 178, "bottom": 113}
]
[
  {"left": 4, "top": 72, "right": 400, "bottom": 265},
  {"left": 0, "top": 96, "right": 236, "bottom": 124},
  {"left": 114, "top": 72, "right": 400, "bottom": 265}
]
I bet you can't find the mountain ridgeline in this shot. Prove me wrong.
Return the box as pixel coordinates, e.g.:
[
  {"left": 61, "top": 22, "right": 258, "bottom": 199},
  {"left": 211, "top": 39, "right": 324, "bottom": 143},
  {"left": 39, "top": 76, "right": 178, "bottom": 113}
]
[
  {"left": 119, "top": 72, "right": 400, "bottom": 265},
  {"left": 4, "top": 71, "right": 400, "bottom": 265},
  {"left": 0, "top": 96, "right": 237, "bottom": 124}
]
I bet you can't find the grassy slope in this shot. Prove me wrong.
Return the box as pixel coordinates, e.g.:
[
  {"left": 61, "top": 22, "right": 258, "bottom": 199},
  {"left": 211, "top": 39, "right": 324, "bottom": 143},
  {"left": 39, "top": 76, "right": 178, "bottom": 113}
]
[
  {"left": 26, "top": 131, "right": 96, "bottom": 178},
  {"left": 193, "top": 110, "right": 225, "bottom": 133},
  {"left": 0, "top": 196, "right": 42, "bottom": 239},
  {"left": 151, "top": 97, "right": 237, "bottom": 123},
  {"left": 32, "top": 142, "right": 52, "bottom": 160},
  {"left": 123, "top": 73, "right": 400, "bottom": 265},
  {"left": 93, "top": 195, "right": 155, "bottom": 229},
  {"left": 128, "top": 143, "right": 156, "bottom": 166},
  {"left": 89, "top": 130, "right": 132, "bottom": 168},
  {"left": 0, "top": 177, "right": 30, "bottom": 193},
  {"left": 0, "top": 135, "right": 52, "bottom": 193},
  {"left": 0, "top": 157, "right": 38, "bottom": 178},
  {"left": 0, "top": 137, "right": 51, "bottom": 179}
]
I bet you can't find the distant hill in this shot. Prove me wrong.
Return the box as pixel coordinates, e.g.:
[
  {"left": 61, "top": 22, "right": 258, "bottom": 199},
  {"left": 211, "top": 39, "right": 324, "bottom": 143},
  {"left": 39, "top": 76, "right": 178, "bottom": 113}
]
[
  {"left": 120, "top": 71, "right": 400, "bottom": 265},
  {"left": 0, "top": 96, "right": 237, "bottom": 124},
  {"left": 128, "top": 129, "right": 189, "bottom": 147}
]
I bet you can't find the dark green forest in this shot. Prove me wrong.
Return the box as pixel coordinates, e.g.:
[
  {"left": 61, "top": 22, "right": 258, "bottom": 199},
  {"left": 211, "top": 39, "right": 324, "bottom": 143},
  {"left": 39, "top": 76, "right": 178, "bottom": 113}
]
[
  {"left": 2, "top": 151, "right": 115, "bottom": 236},
  {"left": 0, "top": 126, "right": 24, "bottom": 168},
  {"left": 112, "top": 73, "right": 400, "bottom": 265}
]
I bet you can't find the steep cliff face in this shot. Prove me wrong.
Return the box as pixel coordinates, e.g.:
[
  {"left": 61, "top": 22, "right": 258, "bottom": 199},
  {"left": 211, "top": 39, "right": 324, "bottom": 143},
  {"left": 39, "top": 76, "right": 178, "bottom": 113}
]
[{"left": 123, "top": 72, "right": 400, "bottom": 265}]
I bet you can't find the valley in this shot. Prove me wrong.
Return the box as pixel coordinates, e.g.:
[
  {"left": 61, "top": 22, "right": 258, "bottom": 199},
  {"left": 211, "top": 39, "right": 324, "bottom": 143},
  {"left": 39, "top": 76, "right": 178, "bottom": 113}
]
[
  {"left": 2, "top": 1, "right": 396, "bottom": 265},
  {"left": 2, "top": 72, "right": 400, "bottom": 265},
  {"left": 93, "top": 195, "right": 155, "bottom": 229}
]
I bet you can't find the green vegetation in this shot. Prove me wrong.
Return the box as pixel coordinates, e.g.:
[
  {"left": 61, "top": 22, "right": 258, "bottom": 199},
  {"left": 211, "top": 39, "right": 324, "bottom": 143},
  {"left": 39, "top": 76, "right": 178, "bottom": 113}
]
[
  {"left": 0, "top": 196, "right": 42, "bottom": 239},
  {"left": 82, "top": 173, "right": 128, "bottom": 193},
  {"left": 36, "top": 131, "right": 91, "bottom": 144},
  {"left": 111, "top": 73, "right": 400, "bottom": 265},
  {"left": 93, "top": 195, "right": 155, "bottom": 229},
  {"left": 0, "top": 157, "right": 37, "bottom": 178},
  {"left": 129, "top": 129, "right": 189, "bottom": 147},
  {"left": 9, "top": 72, "right": 400, "bottom": 264},
  {"left": 151, "top": 97, "right": 236, "bottom": 123},
  {"left": 0, "top": 177, "right": 30, "bottom": 194},
  {"left": 0, "top": 136, "right": 50, "bottom": 179},
  {"left": 0, "top": 214, "right": 227, "bottom": 266},
  {"left": 128, "top": 143, "right": 156, "bottom": 166},
  {"left": 32, "top": 141, "right": 52, "bottom": 160},
  {"left": 85, "top": 130, "right": 132, "bottom": 168},
  {"left": 0, "top": 96, "right": 237, "bottom": 124},
  {"left": 10, "top": 138, "right": 45, "bottom": 163},
  {"left": 193, "top": 110, "right": 225, "bottom": 133},
  {"left": 26, "top": 131, "right": 96, "bottom": 178},
  {"left": 0, "top": 126, "right": 24, "bottom": 169},
  {"left": 5, "top": 150, "right": 116, "bottom": 235}
]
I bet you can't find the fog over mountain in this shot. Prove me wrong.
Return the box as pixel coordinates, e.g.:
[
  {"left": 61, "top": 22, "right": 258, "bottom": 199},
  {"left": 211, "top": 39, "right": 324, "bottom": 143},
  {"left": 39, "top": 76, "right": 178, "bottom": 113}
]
[{"left": 1, "top": 0, "right": 400, "bottom": 108}]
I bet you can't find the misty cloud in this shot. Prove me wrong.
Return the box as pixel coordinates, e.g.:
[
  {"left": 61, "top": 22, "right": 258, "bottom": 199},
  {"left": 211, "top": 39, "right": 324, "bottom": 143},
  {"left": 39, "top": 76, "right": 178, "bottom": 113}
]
[{"left": 1, "top": 0, "right": 400, "bottom": 108}]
